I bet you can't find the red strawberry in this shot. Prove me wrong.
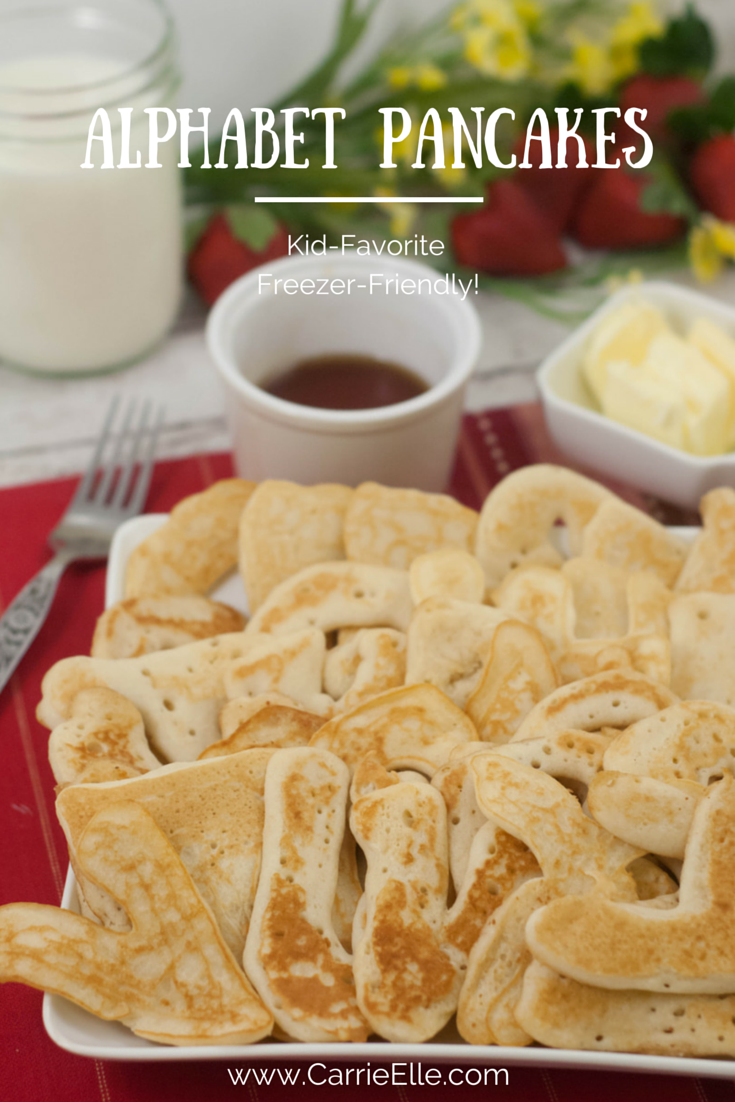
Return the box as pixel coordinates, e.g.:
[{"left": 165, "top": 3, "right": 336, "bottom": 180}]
[
  {"left": 690, "top": 134, "right": 735, "bottom": 223},
  {"left": 571, "top": 170, "right": 686, "bottom": 249},
  {"left": 513, "top": 127, "right": 595, "bottom": 232},
  {"left": 452, "top": 179, "right": 567, "bottom": 276},
  {"left": 620, "top": 74, "right": 704, "bottom": 142},
  {"left": 188, "top": 212, "right": 290, "bottom": 305}
]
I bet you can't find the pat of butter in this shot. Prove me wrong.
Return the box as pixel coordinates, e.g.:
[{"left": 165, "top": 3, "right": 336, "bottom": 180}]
[
  {"left": 689, "top": 316, "right": 735, "bottom": 448},
  {"left": 583, "top": 298, "right": 668, "bottom": 402},
  {"left": 602, "top": 358, "right": 687, "bottom": 450},
  {"left": 644, "top": 332, "right": 731, "bottom": 456}
]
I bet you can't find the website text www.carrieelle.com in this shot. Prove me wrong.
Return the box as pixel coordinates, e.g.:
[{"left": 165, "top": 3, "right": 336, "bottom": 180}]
[{"left": 226, "top": 1063, "right": 510, "bottom": 1087}]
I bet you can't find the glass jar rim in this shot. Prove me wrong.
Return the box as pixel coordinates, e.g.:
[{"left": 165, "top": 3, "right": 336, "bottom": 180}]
[{"left": 0, "top": 0, "right": 175, "bottom": 119}]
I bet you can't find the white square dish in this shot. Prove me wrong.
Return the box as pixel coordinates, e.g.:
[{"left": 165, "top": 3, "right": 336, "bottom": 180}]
[
  {"left": 43, "top": 515, "right": 735, "bottom": 1079},
  {"left": 537, "top": 281, "right": 735, "bottom": 510}
]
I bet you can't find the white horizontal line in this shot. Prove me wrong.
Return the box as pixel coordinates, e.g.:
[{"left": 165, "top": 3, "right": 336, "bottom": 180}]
[{"left": 253, "top": 196, "right": 484, "bottom": 204}]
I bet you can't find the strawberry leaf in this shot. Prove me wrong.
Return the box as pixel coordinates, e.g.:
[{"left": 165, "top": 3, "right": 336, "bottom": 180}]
[
  {"left": 639, "top": 158, "right": 699, "bottom": 221},
  {"left": 668, "top": 76, "right": 735, "bottom": 143},
  {"left": 225, "top": 205, "right": 281, "bottom": 251},
  {"left": 639, "top": 6, "right": 714, "bottom": 79}
]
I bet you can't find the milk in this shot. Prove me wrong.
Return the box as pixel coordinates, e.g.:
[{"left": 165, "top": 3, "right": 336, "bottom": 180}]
[{"left": 0, "top": 52, "right": 182, "bottom": 374}]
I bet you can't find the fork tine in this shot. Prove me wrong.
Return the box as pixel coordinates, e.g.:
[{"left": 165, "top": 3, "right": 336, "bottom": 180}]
[
  {"left": 70, "top": 395, "right": 121, "bottom": 505},
  {"left": 125, "top": 405, "right": 164, "bottom": 516},
  {"left": 108, "top": 400, "right": 151, "bottom": 511},
  {"left": 111, "top": 402, "right": 163, "bottom": 514},
  {"left": 93, "top": 398, "right": 137, "bottom": 505}
]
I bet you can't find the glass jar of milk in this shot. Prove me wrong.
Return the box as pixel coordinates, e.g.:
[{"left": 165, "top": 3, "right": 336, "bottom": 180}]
[{"left": 0, "top": 0, "right": 182, "bottom": 375}]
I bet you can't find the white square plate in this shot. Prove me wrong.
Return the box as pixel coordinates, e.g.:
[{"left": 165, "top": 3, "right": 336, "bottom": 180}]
[{"left": 43, "top": 516, "right": 735, "bottom": 1078}]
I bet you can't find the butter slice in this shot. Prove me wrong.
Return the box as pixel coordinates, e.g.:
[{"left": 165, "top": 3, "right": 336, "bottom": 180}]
[
  {"left": 689, "top": 316, "right": 735, "bottom": 448},
  {"left": 583, "top": 298, "right": 668, "bottom": 403},
  {"left": 602, "top": 359, "right": 686, "bottom": 450},
  {"left": 644, "top": 332, "right": 730, "bottom": 456}
]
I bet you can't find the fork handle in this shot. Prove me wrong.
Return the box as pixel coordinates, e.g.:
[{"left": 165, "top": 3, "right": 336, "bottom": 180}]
[{"left": 0, "top": 552, "right": 73, "bottom": 696}]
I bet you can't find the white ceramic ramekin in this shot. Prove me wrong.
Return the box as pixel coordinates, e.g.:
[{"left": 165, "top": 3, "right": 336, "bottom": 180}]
[
  {"left": 537, "top": 280, "right": 735, "bottom": 510},
  {"left": 206, "top": 253, "right": 481, "bottom": 491}
]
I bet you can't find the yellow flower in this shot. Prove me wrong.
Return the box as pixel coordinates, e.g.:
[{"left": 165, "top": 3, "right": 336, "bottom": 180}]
[
  {"left": 387, "top": 63, "right": 447, "bottom": 91},
  {"left": 609, "top": 1, "right": 664, "bottom": 82},
  {"left": 374, "top": 186, "right": 417, "bottom": 236},
  {"left": 449, "top": 2, "right": 471, "bottom": 33},
  {"left": 417, "top": 63, "right": 447, "bottom": 91},
  {"left": 387, "top": 66, "right": 411, "bottom": 89},
  {"left": 567, "top": 35, "right": 615, "bottom": 96},
  {"left": 513, "top": 0, "right": 541, "bottom": 31},
  {"left": 612, "top": 1, "right": 663, "bottom": 48},
  {"left": 690, "top": 217, "right": 735, "bottom": 283},
  {"left": 453, "top": 0, "right": 533, "bottom": 79},
  {"left": 464, "top": 20, "right": 532, "bottom": 80},
  {"left": 711, "top": 218, "right": 735, "bottom": 255}
]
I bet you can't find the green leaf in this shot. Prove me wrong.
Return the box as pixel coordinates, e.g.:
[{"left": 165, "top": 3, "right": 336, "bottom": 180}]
[
  {"left": 225, "top": 205, "right": 281, "bottom": 251},
  {"left": 639, "top": 5, "right": 714, "bottom": 78},
  {"left": 638, "top": 158, "right": 699, "bottom": 221},
  {"left": 184, "top": 212, "right": 211, "bottom": 253},
  {"left": 668, "top": 76, "right": 735, "bottom": 143},
  {"left": 273, "top": 0, "right": 381, "bottom": 109},
  {"left": 554, "top": 81, "right": 617, "bottom": 122}
]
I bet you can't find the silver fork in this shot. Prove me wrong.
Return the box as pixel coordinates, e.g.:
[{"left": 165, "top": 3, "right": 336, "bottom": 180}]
[{"left": 0, "top": 397, "right": 164, "bottom": 695}]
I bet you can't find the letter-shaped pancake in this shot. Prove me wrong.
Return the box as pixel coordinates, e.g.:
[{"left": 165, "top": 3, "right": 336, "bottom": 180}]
[
  {"left": 245, "top": 562, "right": 412, "bottom": 637},
  {"left": 493, "top": 728, "right": 609, "bottom": 791},
  {"left": 475, "top": 464, "right": 615, "bottom": 587},
  {"left": 669, "top": 593, "right": 735, "bottom": 706},
  {"left": 526, "top": 774, "right": 735, "bottom": 993},
  {"left": 350, "top": 778, "right": 462, "bottom": 1042},
  {"left": 224, "top": 629, "right": 333, "bottom": 716},
  {"left": 0, "top": 801, "right": 272, "bottom": 1045},
  {"left": 239, "top": 481, "right": 352, "bottom": 612},
  {"left": 511, "top": 670, "right": 677, "bottom": 742},
  {"left": 92, "top": 596, "right": 246, "bottom": 659},
  {"left": 443, "top": 820, "right": 540, "bottom": 963},
  {"left": 581, "top": 498, "right": 687, "bottom": 588},
  {"left": 675, "top": 487, "right": 735, "bottom": 594},
  {"left": 458, "top": 877, "right": 554, "bottom": 1046},
  {"left": 432, "top": 755, "right": 489, "bottom": 891},
  {"left": 344, "top": 482, "right": 478, "bottom": 570},
  {"left": 465, "top": 621, "right": 559, "bottom": 745},
  {"left": 588, "top": 772, "right": 700, "bottom": 860},
  {"left": 471, "top": 756, "right": 640, "bottom": 896},
  {"left": 406, "top": 597, "right": 509, "bottom": 708},
  {"left": 38, "top": 633, "right": 253, "bottom": 762},
  {"left": 409, "top": 548, "right": 485, "bottom": 604},
  {"left": 218, "top": 691, "right": 299, "bottom": 732},
  {"left": 492, "top": 566, "right": 574, "bottom": 655},
  {"left": 323, "top": 628, "right": 406, "bottom": 713},
  {"left": 603, "top": 700, "right": 735, "bottom": 785},
  {"left": 125, "top": 478, "right": 255, "bottom": 598},
  {"left": 436, "top": 729, "right": 607, "bottom": 893},
  {"left": 494, "top": 563, "right": 671, "bottom": 685},
  {"left": 48, "top": 687, "right": 162, "bottom": 786},
  {"left": 310, "top": 684, "right": 476, "bottom": 776},
  {"left": 516, "top": 960, "right": 735, "bottom": 1057},
  {"left": 200, "top": 704, "right": 324, "bottom": 759},
  {"left": 243, "top": 748, "right": 368, "bottom": 1042},
  {"left": 457, "top": 757, "right": 640, "bottom": 1046},
  {"left": 56, "top": 749, "right": 274, "bottom": 961},
  {"left": 457, "top": 854, "right": 671, "bottom": 1049}
]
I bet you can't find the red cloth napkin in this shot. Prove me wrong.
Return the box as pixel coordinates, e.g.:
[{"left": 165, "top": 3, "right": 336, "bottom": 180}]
[{"left": 0, "top": 407, "right": 715, "bottom": 1102}]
